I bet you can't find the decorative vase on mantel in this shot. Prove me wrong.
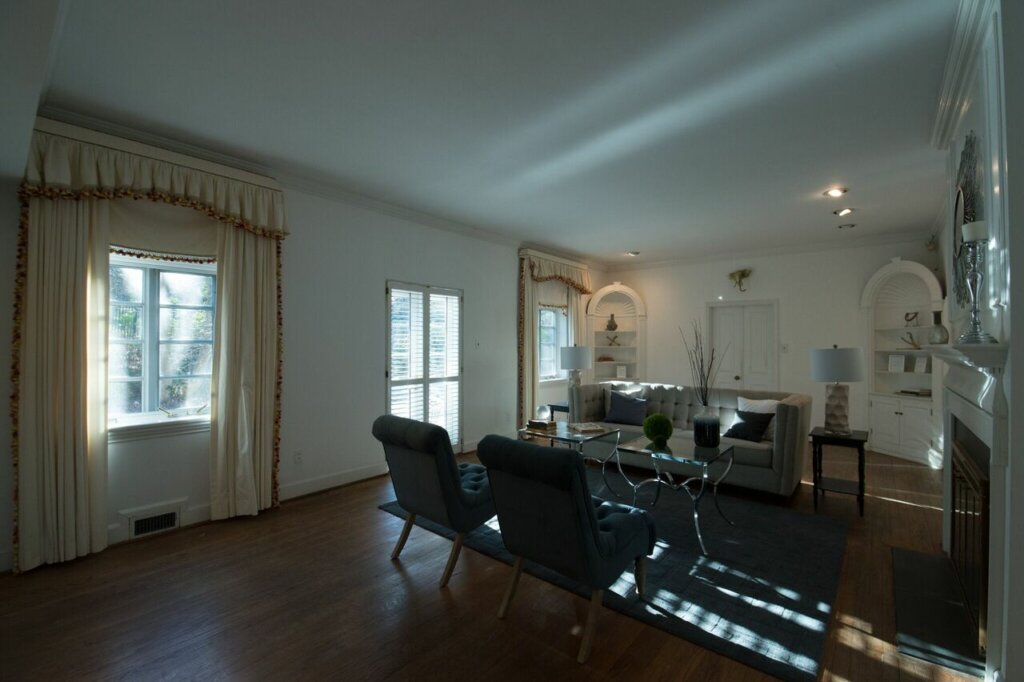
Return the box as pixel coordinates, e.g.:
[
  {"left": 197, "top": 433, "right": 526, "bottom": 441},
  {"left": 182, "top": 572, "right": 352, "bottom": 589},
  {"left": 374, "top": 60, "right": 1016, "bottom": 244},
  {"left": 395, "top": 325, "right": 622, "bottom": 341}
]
[
  {"left": 928, "top": 310, "right": 950, "bottom": 345},
  {"left": 693, "top": 405, "right": 721, "bottom": 448}
]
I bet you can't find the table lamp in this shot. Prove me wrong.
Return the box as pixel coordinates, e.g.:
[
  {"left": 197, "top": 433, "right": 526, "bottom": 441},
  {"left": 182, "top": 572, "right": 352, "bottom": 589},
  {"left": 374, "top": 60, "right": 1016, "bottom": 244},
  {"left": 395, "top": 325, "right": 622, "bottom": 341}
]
[
  {"left": 810, "top": 345, "right": 864, "bottom": 434},
  {"left": 560, "top": 345, "right": 592, "bottom": 387}
]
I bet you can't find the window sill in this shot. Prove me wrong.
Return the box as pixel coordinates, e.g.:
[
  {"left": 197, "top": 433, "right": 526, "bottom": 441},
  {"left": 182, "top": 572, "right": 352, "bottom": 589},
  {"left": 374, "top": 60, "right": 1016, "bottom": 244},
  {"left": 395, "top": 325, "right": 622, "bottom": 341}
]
[
  {"left": 539, "top": 378, "right": 569, "bottom": 385},
  {"left": 108, "top": 414, "right": 211, "bottom": 443}
]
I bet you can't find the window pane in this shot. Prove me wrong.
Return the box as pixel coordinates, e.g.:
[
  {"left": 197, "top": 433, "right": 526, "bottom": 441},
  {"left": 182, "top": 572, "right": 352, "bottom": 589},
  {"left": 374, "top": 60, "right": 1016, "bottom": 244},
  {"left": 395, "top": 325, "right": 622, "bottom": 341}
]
[
  {"left": 159, "top": 378, "right": 212, "bottom": 411},
  {"left": 109, "top": 381, "right": 143, "bottom": 416},
  {"left": 160, "top": 343, "right": 213, "bottom": 377},
  {"left": 160, "top": 308, "right": 214, "bottom": 340},
  {"left": 390, "top": 384, "right": 424, "bottom": 421},
  {"left": 390, "top": 290, "right": 423, "bottom": 381},
  {"left": 110, "top": 266, "right": 144, "bottom": 303},
  {"left": 110, "top": 304, "right": 143, "bottom": 340},
  {"left": 539, "top": 309, "right": 555, "bottom": 327},
  {"left": 429, "top": 380, "right": 459, "bottom": 444},
  {"left": 109, "top": 343, "right": 144, "bottom": 378},
  {"left": 160, "top": 272, "right": 215, "bottom": 306},
  {"left": 539, "top": 327, "right": 556, "bottom": 345},
  {"left": 429, "top": 293, "right": 459, "bottom": 379}
]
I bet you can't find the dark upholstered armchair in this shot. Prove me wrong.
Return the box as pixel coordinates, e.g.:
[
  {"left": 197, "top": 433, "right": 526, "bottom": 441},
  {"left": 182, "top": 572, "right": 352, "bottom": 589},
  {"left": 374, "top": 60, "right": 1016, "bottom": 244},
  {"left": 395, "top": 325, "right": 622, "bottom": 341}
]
[
  {"left": 372, "top": 415, "right": 494, "bottom": 588},
  {"left": 477, "top": 435, "right": 656, "bottom": 663}
]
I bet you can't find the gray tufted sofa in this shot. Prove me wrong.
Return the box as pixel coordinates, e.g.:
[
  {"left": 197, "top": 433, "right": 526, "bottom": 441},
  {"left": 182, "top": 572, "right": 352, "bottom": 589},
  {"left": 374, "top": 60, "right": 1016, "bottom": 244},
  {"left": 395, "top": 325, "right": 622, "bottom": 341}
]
[{"left": 569, "top": 382, "right": 812, "bottom": 496}]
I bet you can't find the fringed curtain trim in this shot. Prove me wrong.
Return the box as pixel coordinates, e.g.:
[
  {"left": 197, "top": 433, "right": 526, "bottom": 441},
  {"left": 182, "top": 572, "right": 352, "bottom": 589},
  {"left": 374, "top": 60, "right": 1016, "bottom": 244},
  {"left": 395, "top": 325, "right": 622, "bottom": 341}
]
[
  {"left": 526, "top": 254, "right": 592, "bottom": 295},
  {"left": 110, "top": 245, "right": 217, "bottom": 264}
]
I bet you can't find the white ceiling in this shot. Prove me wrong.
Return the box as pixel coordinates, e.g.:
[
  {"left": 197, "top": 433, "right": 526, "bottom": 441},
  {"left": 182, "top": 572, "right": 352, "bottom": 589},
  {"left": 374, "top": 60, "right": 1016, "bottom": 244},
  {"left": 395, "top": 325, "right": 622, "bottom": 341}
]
[{"left": 42, "top": 0, "right": 957, "bottom": 266}]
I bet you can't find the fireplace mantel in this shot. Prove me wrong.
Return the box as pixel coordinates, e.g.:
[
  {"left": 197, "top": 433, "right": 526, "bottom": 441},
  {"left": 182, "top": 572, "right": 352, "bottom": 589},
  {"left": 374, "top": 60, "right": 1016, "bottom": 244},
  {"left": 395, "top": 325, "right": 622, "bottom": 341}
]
[{"left": 928, "top": 343, "right": 1008, "bottom": 373}]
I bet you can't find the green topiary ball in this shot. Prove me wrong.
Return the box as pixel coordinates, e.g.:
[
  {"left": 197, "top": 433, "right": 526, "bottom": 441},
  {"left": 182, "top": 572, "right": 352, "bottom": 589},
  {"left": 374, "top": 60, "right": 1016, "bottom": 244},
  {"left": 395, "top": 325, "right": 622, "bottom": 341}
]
[{"left": 643, "top": 413, "right": 673, "bottom": 446}]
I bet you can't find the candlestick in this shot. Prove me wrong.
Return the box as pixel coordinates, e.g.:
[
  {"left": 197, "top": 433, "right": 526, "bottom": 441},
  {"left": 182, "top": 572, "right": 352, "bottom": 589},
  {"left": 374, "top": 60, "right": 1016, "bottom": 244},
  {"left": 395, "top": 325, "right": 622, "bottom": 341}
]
[{"left": 958, "top": 239, "right": 997, "bottom": 344}]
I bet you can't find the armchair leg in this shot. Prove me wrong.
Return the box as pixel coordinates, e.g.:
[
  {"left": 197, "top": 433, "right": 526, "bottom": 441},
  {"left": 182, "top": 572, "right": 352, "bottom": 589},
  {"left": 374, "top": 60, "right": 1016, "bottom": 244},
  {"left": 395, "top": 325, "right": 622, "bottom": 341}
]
[
  {"left": 577, "top": 589, "right": 603, "bottom": 664},
  {"left": 498, "top": 556, "right": 524, "bottom": 618},
  {"left": 439, "top": 532, "right": 464, "bottom": 588},
  {"left": 634, "top": 557, "right": 646, "bottom": 599},
  {"left": 391, "top": 513, "right": 416, "bottom": 560}
]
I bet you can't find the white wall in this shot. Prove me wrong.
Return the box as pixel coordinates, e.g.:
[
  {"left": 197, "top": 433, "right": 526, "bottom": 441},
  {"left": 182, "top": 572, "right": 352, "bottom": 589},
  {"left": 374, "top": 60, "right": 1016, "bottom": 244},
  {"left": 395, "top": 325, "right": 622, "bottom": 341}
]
[
  {"left": 277, "top": 188, "right": 518, "bottom": 499},
  {"left": 608, "top": 240, "right": 938, "bottom": 430}
]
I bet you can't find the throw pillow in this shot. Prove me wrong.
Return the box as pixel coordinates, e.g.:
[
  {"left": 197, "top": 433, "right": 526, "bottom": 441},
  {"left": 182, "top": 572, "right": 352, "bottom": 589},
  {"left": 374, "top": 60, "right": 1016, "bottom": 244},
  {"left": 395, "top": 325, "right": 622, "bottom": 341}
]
[
  {"left": 723, "top": 410, "right": 775, "bottom": 443},
  {"left": 737, "top": 396, "right": 779, "bottom": 441},
  {"left": 605, "top": 390, "right": 648, "bottom": 426}
]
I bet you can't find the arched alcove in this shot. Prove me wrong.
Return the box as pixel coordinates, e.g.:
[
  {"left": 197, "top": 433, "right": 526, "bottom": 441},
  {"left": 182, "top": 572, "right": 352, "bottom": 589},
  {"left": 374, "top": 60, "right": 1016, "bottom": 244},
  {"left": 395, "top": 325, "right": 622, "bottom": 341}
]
[{"left": 586, "top": 283, "right": 646, "bottom": 382}]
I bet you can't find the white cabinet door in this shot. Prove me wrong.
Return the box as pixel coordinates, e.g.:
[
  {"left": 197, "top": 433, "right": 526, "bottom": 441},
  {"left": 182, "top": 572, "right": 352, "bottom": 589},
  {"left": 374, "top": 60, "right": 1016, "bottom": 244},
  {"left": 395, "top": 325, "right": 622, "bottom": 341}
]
[
  {"left": 870, "top": 395, "right": 900, "bottom": 449},
  {"left": 900, "top": 401, "right": 933, "bottom": 454}
]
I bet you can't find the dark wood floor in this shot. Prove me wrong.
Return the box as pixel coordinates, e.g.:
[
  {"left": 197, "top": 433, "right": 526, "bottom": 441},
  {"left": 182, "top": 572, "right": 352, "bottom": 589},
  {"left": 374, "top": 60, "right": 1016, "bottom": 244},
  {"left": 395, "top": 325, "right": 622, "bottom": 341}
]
[{"left": 0, "top": 447, "right": 976, "bottom": 681}]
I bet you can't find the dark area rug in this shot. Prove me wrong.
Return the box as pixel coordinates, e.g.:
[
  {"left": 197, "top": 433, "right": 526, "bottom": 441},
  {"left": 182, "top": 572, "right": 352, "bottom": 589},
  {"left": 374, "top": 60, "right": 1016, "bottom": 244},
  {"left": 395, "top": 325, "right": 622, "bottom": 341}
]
[
  {"left": 892, "top": 548, "right": 984, "bottom": 677},
  {"left": 379, "top": 468, "right": 847, "bottom": 681}
]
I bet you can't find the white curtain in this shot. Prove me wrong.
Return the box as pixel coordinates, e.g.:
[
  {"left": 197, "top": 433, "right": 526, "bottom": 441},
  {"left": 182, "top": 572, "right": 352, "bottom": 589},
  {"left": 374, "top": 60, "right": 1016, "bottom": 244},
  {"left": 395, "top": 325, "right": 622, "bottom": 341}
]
[
  {"left": 17, "top": 198, "right": 109, "bottom": 572},
  {"left": 14, "top": 127, "right": 287, "bottom": 571},
  {"left": 210, "top": 225, "right": 279, "bottom": 517}
]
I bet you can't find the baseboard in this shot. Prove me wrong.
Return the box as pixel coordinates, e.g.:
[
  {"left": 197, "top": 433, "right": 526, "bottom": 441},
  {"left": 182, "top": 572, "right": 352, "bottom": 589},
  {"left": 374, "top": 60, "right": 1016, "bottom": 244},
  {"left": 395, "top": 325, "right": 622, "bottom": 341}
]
[
  {"left": 0, "top": 548, "right": 12, "bottom": 573},
  {"left": 280, "top": 463, "right": 389, "bottom": 501}
]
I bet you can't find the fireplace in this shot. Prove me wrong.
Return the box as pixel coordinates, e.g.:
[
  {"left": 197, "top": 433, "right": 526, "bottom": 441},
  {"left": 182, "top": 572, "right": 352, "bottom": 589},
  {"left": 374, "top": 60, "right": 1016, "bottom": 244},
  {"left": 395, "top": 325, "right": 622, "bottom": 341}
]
[{"left": 950, "top": 418, "right": 989, "bottom": 655}]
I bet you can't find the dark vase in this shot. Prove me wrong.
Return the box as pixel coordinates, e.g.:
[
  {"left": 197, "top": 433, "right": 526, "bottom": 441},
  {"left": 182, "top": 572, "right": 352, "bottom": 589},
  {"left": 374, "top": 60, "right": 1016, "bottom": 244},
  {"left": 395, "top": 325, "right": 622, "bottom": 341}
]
[
  {"left": 693, "top": 405, "right": 721, "bottom": 448},
  {"left": 606, "top": 314, "right": 618, "bottom": 331}
]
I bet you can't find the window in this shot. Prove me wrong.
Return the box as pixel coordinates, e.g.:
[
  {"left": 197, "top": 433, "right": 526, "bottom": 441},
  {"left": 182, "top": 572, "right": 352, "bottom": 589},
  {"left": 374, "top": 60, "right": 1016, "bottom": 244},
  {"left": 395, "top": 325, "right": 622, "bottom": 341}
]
[
  {"left": 108, "top": 254, "right": 216, "bottom": 423},
  {"left": 538, "top": 306, "right": 568, "bottom": 381},
  {"left": 386, "top": 282, "right": 462, "bottom": 446}
]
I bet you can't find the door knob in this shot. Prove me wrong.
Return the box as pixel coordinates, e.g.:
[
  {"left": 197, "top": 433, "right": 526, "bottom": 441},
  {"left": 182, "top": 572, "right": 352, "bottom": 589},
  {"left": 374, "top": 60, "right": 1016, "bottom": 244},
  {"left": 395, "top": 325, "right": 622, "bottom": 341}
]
[{"left": 734, "top": 375, "right": 741, "bottom": 380}]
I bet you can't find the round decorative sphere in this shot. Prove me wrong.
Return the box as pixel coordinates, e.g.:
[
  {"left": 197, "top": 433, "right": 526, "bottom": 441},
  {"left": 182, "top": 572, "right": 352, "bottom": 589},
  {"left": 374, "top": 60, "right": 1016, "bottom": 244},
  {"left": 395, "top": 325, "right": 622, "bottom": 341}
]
[
  {"left": 535, "top": 405, "right": 551, "bottom": 421},
  {"left": 643, "top": 413, "right": 673, "bottom": 445}
]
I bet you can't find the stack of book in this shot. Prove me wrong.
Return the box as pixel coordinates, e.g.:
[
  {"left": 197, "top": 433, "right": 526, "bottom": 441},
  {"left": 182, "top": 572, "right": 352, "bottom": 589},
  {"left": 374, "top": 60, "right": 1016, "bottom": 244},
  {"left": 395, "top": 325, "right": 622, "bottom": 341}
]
[
  {"left": 569, "top": 422, "right": 605, "bottom": 433},
  {"left": 898, "top": 388, "right": 933, "bottom": 397},
  {"left": 527, "top": 419, "right": 556, "bottom": 430}
]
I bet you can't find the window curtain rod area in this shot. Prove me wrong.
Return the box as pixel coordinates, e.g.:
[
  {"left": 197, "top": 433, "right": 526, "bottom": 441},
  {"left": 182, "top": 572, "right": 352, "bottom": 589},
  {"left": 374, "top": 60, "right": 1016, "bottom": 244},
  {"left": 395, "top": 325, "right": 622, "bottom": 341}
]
[{"left": 34, "top": 117, "right": 281, "bottom": 191}]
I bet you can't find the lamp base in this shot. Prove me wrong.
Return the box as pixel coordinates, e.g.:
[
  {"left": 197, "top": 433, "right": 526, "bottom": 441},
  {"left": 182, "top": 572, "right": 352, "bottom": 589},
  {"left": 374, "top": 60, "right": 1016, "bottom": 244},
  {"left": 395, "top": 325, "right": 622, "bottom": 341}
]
[
  {"left": 569, "top": 369, "right": 582, "bottom": 387},
  {"left": 823, "top": 383, "right": 851, "bottom": 435}
]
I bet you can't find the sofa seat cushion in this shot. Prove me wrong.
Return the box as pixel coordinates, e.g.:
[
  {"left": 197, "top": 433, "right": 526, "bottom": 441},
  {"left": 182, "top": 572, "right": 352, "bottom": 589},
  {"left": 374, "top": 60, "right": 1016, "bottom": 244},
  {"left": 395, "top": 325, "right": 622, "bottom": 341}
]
[{"left": 720, "top": 436, "right": 773, "bottom": 468}]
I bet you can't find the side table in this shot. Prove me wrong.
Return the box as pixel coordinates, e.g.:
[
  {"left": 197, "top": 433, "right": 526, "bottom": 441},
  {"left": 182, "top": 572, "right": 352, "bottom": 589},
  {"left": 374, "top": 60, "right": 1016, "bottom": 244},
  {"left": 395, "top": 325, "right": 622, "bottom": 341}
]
[{"left": 810, "top": 427, "right": 869, "bottom": 516}]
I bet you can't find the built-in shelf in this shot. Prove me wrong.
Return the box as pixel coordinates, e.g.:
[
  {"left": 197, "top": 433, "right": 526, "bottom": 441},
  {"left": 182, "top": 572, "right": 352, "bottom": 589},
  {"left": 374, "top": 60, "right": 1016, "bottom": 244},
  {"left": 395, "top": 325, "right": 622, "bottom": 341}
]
[{"left": 587, "top": 283, "right": 646, "bottom": 383}]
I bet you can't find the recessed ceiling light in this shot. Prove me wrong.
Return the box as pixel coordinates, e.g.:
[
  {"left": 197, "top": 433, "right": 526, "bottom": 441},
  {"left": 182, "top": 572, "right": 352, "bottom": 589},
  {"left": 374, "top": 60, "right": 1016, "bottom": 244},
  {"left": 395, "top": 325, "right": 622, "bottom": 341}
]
[
  {"left": 626, "top": 251, "right": 640, "bottom": 257},
  {"left": 833, "top": 208, "right": 854, "bottom": 217},
  {"left": 837, "top": 223, "right": 856, "bottom": 229},
  {"left": 824, "top": 187, "right": 848, "bottom": 198}
]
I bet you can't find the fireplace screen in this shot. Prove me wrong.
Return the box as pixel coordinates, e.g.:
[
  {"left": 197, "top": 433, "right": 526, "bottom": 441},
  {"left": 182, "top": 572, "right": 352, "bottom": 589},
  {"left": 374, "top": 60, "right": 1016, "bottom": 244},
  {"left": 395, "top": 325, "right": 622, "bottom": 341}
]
[{"left": 950, "top": 429, "right": 989, "bottom": 655}]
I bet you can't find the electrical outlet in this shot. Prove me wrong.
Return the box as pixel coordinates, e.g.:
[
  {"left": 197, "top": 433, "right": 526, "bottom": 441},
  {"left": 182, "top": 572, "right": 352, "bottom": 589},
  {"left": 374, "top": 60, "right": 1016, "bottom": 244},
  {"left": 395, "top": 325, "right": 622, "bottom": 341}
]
[
  {"left": 294, "top": 451, "right": 303, "bottom": 464},
  {"left": 780, "top": 343, "right": 790, "bottom": 353}
]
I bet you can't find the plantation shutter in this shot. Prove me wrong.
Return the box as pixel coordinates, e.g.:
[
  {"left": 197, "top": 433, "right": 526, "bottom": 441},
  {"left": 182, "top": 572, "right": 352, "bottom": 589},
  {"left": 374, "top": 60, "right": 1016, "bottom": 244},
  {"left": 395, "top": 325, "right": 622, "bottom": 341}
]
[{"left": 387, "top": 282, "right": 462, "bottom": 447}]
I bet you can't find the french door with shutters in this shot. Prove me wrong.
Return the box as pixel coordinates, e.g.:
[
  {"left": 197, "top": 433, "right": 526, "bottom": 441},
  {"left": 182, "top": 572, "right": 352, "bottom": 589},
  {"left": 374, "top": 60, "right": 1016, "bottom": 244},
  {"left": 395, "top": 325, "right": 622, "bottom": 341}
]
[
  {"left": 386, "top": 282, "right": 463, "bottom": 448},
  {"left": 709, "top": 302, "right": 778, "bottom": 391}
]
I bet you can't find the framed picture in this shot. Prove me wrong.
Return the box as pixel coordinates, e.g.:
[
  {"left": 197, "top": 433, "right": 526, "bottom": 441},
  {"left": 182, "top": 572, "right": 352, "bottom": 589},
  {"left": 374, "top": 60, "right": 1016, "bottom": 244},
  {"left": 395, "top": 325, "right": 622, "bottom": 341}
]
[
  {"left": 888, "top": 355, "right": 906, "bottom": 373},
  {"left": 914, "top": 356, "right": 928, "bottom": 373},
  {"left": 616, "top": 365, "right": 627, "bottom": 379}
]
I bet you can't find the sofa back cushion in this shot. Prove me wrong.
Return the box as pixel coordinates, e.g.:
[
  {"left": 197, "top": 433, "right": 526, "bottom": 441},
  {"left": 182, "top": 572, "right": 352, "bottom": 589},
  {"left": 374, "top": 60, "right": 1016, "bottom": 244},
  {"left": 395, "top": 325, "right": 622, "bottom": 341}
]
[{"left": 604, "top": 390, "right": 648, "bottom": 426}]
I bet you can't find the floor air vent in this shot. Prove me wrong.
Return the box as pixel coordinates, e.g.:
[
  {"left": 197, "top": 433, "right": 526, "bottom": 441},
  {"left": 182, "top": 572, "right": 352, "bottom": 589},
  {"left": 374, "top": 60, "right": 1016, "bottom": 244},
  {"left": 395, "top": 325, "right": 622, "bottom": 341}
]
[{"left": 132, "top": 511, "right": 178, "bottom": 537}]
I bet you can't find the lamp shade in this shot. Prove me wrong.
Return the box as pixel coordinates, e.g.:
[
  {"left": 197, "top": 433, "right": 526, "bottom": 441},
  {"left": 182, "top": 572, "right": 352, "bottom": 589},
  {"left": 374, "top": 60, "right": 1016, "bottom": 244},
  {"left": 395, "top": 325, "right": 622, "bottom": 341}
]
[
  {"left": 560, "top": 346, "right": 592, "bottom": 370},
  {"left": 810, "top": 347, "right": 864, "bottom": 383}
]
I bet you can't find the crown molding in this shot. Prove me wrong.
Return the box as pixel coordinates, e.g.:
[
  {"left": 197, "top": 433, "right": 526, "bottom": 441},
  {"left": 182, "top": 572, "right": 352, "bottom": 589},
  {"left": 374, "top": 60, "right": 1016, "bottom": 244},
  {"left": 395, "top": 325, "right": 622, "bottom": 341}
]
[
  {"left": 37, "top": 106, "right": 520, "bottom": 249},
  {"left": 931, "top": 0, "right": 998, "bottom": 150},
  {"left": 601, "top": 229, "right": 933, "bottom": 273},
  {"left": 275, "top": 171, "right": 520, "bottom": 249}
]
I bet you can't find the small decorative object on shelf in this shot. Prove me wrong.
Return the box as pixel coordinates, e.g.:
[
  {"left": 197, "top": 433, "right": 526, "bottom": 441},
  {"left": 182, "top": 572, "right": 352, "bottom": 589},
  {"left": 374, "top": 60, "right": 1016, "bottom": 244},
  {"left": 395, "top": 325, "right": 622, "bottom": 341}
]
[
  {"left": 682, "top": 321, "right": 722, "bottom": 447},
  {"left": 904, "top": 312, "right": 919, "bottom": 327},
  {"left": 643, "top": 413, "right": 673, "bottom": 450},
  {"left": 605, "top": 334, "right": 620, "bottom": 346},
  {"left": 605, "top": 314, "right": 618, "bottom": 331},
  {"left": 899, "top": 332, "right": 921, "bottom": 349},
  {"left": 888, "top": 354, "right": 906, "bottom": 373},
  {"left": 958, "top": 222, "right": 997, "bottom": 344},
  {"left": 928, "top": 310, "right": 950, "bottom": 344}
]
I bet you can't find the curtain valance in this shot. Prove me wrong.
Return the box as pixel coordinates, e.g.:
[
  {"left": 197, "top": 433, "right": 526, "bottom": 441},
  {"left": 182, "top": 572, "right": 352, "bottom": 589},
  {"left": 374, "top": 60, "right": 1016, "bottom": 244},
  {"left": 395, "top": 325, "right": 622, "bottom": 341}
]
[
  {"left": 524, "top": 252, "right": 591, "bottom": 295},
  {"left": 24, "top": 131, "right": 288, "bottom": 239}
]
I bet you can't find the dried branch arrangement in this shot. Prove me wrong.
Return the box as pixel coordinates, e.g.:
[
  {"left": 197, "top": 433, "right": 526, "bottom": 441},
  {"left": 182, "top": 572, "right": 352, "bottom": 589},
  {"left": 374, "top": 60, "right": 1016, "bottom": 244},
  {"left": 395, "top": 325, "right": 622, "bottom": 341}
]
[{"left": 681, "top": 321, "right": 721, "bottom": 406}]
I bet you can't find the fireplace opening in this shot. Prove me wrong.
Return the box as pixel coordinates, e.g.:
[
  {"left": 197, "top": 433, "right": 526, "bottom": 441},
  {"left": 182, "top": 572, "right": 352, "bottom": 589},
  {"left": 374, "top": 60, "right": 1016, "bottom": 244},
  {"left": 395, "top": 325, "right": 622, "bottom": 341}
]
[{"left": 951, "top": 417, "right": 990, "bottom": 655}]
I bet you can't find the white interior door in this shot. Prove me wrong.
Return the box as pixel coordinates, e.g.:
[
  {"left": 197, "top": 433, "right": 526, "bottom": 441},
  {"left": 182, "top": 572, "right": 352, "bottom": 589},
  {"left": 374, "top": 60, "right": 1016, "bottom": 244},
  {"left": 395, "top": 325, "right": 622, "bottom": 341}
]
[{"left": 710, "top": 302, "right": 777, "bottom": 391}]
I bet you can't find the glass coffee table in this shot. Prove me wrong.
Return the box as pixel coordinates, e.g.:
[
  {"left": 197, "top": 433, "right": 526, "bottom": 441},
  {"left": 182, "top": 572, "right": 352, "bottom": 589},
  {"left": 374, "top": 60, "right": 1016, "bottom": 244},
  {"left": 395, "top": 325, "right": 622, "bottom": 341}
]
[
  {"left": 517, "top": 423, "right": 622, "bottom": 488},
  {"left": 615, "top": 436, "right": 735, "bottom": 556}
]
